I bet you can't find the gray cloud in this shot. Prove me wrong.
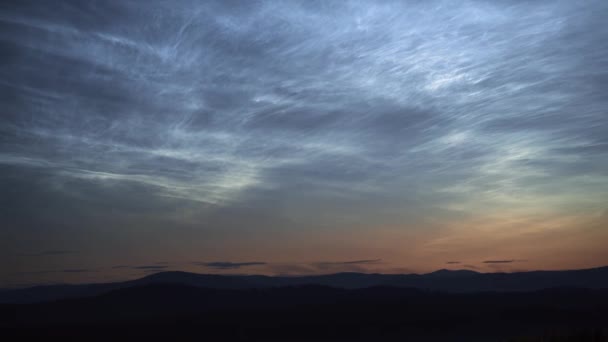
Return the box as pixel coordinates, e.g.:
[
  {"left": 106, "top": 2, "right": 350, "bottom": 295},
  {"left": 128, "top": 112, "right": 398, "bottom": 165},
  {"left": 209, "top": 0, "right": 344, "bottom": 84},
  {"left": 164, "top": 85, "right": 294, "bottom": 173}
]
[
  {"left": 132, "top": 266, "right": 169, "bottom": 270},
  {"left": 195, "top": 262, "right": 267, "bottom": 270},
  {"left": 264, "top": 259, "right": 384, "bottom": 275},
  {"left": 446, "top": 261, "right": 461, "bottom": 265},
  {"left": 317, "top": 259, "right": 382, "bottom": 266},
  {"left": 61, "top": 269, "right": 93, "bottom": 273},
  {"left": 311, "top": 259, "right": 384, "bottom": 273},
  {"left": 12, "top": 271, "right": 55, "bottom": 276},
  {"left": 19, "top": 250, "right": 77, "bottom": 257},
  {"left": 2, "top": 0, "right": 605, "bottom": 216},
  {"left": 13, "top": 269, "right": 94, "bottom": 275},
  {"left": 40, "top": 250, "right": 76, "bottom": 256},
  {"left": 482, "top": 260, "right": 522, "bottom": 264}
]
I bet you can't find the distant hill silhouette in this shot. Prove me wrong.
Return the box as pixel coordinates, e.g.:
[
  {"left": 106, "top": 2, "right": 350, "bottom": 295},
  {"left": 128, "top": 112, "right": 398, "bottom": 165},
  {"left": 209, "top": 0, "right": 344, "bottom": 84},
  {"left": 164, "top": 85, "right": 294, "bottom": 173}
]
[{"left": 3, "top": 266, "right": 608, "bottom": 304}]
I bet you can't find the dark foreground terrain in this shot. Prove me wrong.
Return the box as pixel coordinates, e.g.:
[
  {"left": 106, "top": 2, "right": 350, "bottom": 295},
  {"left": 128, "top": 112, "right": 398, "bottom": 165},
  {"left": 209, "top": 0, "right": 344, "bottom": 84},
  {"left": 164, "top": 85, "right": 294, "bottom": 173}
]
[{"left": 2, "top": 284, "right": 608, "bottom": 341}]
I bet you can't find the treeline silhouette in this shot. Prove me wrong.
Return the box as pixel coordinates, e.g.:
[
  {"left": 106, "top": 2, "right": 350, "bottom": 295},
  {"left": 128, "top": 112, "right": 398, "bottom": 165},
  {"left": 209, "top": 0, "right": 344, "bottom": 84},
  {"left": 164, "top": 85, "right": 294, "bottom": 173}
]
[{"left": 2, "top": 284, "right": 607, "bottom": 341}]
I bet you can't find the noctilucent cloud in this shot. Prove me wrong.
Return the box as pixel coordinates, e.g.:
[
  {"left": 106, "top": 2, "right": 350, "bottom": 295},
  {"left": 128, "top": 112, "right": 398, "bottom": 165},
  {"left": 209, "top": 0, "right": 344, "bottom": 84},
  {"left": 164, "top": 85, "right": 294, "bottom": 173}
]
[{"left": 1, "top": 0, "right": 607, "bottom": 287}]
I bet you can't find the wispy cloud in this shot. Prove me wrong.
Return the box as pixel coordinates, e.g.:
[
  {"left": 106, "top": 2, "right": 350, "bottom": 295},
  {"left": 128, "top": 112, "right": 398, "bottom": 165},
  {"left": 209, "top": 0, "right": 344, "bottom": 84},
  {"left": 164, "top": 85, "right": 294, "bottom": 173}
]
[
  {"left": 61, "top": 269, "right": 93, "bottom": 273},
  {"left": 13, "top": 268, "right": 94, "bottom": 275},
  {"left": 483, "top": 260, "right": 515, "bottom": 264},
  {"left": 132, "top": 265, "right": 169, "bottom": 270},
  {"left": 266, "top": 259, "right": 384, "bottom": 275},
  {"left": 316, "top": 259, "right": 382, "bottom": 266},
  {"left": 482, "top": 260, "right": 527, "bottom": 264},
  {"left": 194, "top": 262, "right": 267, "bottom": 270},
  {"left": 19, "top": 250, "right": 77, "bottom": 257},
  {"left": 1, "top": 0, "right": 607, "bottom": 285}
]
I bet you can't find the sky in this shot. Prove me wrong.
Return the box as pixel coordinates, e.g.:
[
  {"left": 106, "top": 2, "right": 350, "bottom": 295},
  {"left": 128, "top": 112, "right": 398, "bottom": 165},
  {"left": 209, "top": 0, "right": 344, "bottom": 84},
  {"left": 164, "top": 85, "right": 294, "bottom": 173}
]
[{"left": 1, "top": 0, "right": 607, "bottom": 287}]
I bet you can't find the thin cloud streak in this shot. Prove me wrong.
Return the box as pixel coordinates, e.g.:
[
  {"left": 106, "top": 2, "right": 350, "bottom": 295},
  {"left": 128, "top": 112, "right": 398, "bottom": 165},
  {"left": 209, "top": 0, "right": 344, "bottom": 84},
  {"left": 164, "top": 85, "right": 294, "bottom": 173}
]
[
  {"left": 132, "top": 266, "right": 169, "bottom": 270},
  {"left": 317, "top": 259, "right": 382, "bottom": 266},
  {"left": 483, "top": 260, "right": 515, "bottom": 264},
  {"left": 195, "top": 262, "right": 267, "bottom": 270}
]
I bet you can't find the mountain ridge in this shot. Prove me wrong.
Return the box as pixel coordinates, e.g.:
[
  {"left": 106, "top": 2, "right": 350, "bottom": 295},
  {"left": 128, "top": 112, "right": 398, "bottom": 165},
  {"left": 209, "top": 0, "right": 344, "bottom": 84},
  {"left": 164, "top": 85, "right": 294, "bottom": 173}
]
[{"left": 3, "top": 265, "right": 608, "bottom": 304}]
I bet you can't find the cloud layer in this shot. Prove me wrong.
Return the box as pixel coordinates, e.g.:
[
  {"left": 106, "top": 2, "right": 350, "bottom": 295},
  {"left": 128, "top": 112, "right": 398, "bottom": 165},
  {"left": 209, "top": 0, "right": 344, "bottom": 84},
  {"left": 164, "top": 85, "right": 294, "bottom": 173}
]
[{"left": 1, "top": 0, "right": 607, "bottom": 285}]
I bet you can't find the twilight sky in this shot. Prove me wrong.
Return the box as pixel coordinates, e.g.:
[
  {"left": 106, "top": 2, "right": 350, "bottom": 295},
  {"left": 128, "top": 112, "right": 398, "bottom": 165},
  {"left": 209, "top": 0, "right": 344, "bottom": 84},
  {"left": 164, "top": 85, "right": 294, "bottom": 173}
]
[{"left": 1, "top": 0, "right": 607, "bottom": 287}]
